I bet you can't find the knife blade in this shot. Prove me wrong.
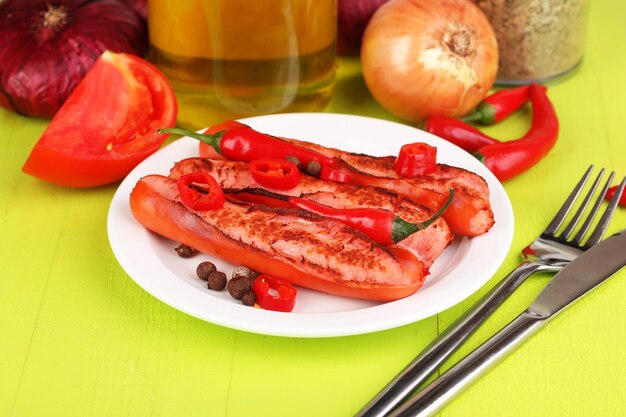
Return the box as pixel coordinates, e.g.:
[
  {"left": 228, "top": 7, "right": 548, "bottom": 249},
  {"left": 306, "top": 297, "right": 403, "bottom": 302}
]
[
  {"left": 388, "top": 228, "right": 626, "bottom": 417},
  {"left": 529, "top": 229, "right": 626, "bottom": 318}
]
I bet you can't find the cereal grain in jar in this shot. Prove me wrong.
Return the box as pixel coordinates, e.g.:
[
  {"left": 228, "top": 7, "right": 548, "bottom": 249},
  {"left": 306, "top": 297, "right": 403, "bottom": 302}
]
[{"left": 473, "top": 0, "right": 589, "bottom": 83}]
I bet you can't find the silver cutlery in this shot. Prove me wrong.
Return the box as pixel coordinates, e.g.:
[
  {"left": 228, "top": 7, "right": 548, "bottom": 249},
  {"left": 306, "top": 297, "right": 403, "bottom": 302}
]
[
  {"left": 389, "top": 227, "right": 626, "bottom": 416},
  {"left": 357, "top": 166, "right": 626, "bottom": 417}
]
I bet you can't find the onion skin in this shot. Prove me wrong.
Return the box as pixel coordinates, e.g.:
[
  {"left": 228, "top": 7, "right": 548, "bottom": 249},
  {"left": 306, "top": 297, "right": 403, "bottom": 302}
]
[
  {"left": 338, "top": 0, "right": 389, "bottom": 55},
  {"left": 0, "top": 0, "right": 147, "bottom": 118},
  {"left": 361, "top": 0, "right": 498, "bottom": 123},
  {"left": 121, "top": 0, "right": 148, "bottom": 20}
]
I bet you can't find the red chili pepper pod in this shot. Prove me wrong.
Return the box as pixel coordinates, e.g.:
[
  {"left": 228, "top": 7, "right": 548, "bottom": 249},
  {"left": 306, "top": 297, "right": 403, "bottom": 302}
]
[
  {"left": 319, "top": 164, "right": 352, "bottom": 183},
  {"left": 253, "top": 275, "right": 297, "bottom": 312},
  {"left": 462, "top": 85, "right": 548, "bottom": 125},
  {"left": 289, "top": 196, "right": 396, "bottom": 245},
  {"left": 289, "top": 189, "right": 454, "bottom": 246},
  {"left": 198, "top": 120, "right": 250, "bottom": 158},
  {"left": 474, "top": 84, "right": 559, "bottom": 181},
  {"left": 159, "top": 125, "right": 335, "bottom": 168},
  {"left": 393, "top": 142, "right": 437, "bottom": 177},
  {"left": 462, "top": 85, "right": 534, "bottom": 125},
  {"left": 604, "top": 184, "right": 626, "bottom": 207},
  {"left": 423, "top": 117, "right": 498, "bottom": 153},
  {"left": 176, "top": 172, "right": 225, "bottom": 211}
]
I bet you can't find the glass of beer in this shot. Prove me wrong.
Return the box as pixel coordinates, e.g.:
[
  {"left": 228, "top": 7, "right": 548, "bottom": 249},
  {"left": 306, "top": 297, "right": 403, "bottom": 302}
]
[{"left": 148, "top": 0, "right": 337, "bottom": 129}]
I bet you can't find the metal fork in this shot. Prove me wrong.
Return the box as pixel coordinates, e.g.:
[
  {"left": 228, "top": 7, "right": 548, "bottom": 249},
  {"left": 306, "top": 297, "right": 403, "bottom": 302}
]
[{"left": 357, "top": 165, "right": 626, "bottom": 417}]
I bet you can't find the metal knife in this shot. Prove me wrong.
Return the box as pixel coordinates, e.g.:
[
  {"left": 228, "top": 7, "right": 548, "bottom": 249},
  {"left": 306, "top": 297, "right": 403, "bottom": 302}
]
[{"left": 386, "top": 228, "right": 626, "bottom": 417}]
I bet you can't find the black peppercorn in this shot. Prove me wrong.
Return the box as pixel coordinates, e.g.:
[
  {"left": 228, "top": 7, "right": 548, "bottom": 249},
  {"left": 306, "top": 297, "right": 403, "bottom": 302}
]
[
  {"left": 228, "top": 275, "right": 253, "bottom": 299},
  {"left": 175, "top": 244, "right": 194, "bottom": 258},
  {"left": 207, "top": 271, "right": 227, "bottom": 291},
  {"left": 241, "top": 291, "right": 256, "bottom": 306},
  {"left": 306, "top": 160, "right": 322, "bottom": 176},
  {"left": 196, "top": 261, "right": 216, "bottom": 281},
  {"left": 284, "top": 155, "right": 301, "bottom": 168}
]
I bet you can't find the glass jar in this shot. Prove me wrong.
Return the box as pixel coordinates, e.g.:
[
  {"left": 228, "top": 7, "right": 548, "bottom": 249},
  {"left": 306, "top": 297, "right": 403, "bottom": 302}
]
[
  {"left": 472, "top": 0, "right": 589, "bottom": 84},
  {"left": 148, "top": 0, "right": 337, "bottom": 129}
]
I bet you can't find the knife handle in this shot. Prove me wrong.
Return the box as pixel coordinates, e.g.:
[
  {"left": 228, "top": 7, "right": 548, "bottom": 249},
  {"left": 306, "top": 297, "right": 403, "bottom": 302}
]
[
  {"left": 388, "top": 311, "right": 548, "bottom": 417},
  {"left": 355, "top": 261, "right": 556, "bottom": 417}
]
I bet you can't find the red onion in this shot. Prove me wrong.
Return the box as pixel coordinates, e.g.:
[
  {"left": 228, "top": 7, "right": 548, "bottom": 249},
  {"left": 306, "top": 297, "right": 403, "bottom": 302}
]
[
  {"left": 338, "top": 0, "right": 389, "bottom": 56},
  {"left": 121, "top": 0, "right": 148, "bottom": 20},
  {"left": 0, "top": 0, "right": 147, "bottom": 118}
]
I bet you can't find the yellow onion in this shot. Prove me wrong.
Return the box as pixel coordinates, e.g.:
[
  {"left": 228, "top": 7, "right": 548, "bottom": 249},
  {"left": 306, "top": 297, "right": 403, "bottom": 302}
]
[{"left": 361, "top": 0, "right": 498, "bottom": 122}]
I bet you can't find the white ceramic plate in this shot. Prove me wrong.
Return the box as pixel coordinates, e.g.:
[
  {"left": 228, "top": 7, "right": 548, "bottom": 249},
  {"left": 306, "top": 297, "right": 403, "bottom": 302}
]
[{"left": 108, "top": 113, "right": 514, "bottom": 338}]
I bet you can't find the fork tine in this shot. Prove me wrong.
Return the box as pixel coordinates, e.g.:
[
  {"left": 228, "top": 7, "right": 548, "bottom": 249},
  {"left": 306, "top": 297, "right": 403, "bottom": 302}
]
[
  {"left": 543, "top": 165, "right": 593, "bottom": 236},
  {"left": 572, "top": 171, "right": 615, "bottom": 245},
  {"left": 559, "top": 168, "right": 605, "bottom": 239},
  {"left": 583, "top": 176, "right": 626, "bottom": 247}
]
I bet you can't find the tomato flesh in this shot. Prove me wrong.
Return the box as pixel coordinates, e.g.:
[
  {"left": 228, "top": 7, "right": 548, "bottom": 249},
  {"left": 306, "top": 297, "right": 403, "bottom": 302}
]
[{"left": 22, "top": 51, "right": 177, "bottom": 187}]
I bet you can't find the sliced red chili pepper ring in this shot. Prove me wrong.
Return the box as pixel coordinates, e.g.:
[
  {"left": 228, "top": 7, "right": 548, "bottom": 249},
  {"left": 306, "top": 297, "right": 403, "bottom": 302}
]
[
  {"left": 253, "top": 274, "right": 297, "bottom": 312},
  {"left": 394, "top": 142, "right": 437, "bottom": 178},
  {"left": 249, "top": 158, "right": 302, "bottom": 190},
  {"left": 176, "top": 172, "right": 225, "bottom": 211}
]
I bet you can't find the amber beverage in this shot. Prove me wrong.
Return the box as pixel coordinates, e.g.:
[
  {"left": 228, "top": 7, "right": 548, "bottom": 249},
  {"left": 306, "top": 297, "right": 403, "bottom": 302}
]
[{"left": 148, "top": 0, "right": 337, "bottom": 128}]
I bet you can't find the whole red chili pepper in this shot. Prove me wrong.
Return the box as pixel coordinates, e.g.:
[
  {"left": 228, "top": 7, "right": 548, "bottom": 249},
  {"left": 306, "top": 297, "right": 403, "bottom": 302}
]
[
  {"left": 604, "top": 183, "right": 626, "bottom": 207},
  {"left": 288, "top": 188, "right": 454, "bottom": 246},
  {"left": 461, "top": 85, "right": 536, "bottom": 125},
  {"left": 474, "top": 84, "right": 559, "bottom": 181},
  {"left": 160, "top": 125, "right": 334, "bottom": 168},
  {"left": 423, "top": 117, "right": 498, "bottom": 153}
]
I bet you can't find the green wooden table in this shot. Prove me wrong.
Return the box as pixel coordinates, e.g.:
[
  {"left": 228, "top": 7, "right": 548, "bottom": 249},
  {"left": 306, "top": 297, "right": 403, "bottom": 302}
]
[{"left": 2, "top": 4, "right": 625, "bottom": 417}]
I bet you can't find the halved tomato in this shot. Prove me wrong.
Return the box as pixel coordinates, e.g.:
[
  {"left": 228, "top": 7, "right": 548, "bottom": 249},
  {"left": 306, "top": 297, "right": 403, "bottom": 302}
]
[{"left": 22, "top": 51, "right": 177, "bottom": 187}]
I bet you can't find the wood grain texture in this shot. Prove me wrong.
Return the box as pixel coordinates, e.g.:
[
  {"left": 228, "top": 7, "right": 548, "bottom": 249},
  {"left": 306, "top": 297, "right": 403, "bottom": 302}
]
[{"left": 1, "top": 2, "right": 625, "bottom": 417}]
